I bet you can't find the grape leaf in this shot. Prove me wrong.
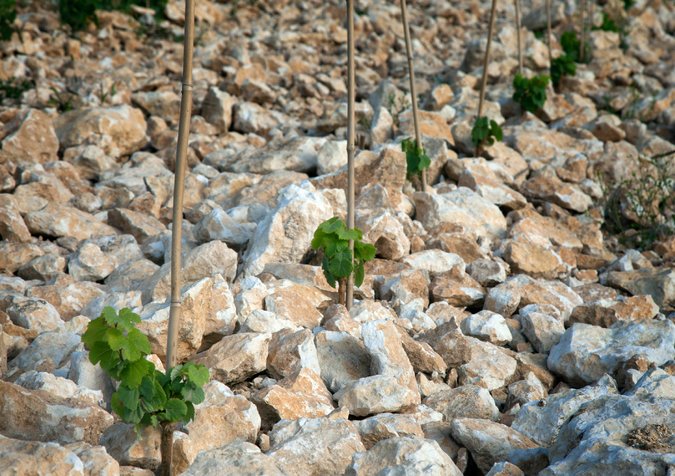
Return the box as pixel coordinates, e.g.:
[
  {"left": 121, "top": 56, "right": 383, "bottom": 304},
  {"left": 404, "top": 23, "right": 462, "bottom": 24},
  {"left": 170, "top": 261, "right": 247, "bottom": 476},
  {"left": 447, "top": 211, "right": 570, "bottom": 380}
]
[
  {"left": 180, "top": 384, "right": 205, "bottom": 405},
  {"left": 354, "top": 263, "right": 365, "bottom": 287},
  {"left": 163, "top": 398, "right": 188, "bottom": 422},
  {"left": 81, "top": 317, "right": 108, "bottom": 351},
  {"left": 354, "top": 241, "right": 376, "bottom": 262},
  {"left": 120, "top": 358, "right": 154, "bottom": 388},
  {"left": 328, "top": 249, "right": 353, "bottom": 279},
  {"left": 185, "top": 363, "right": 210, "bottom": 387}
]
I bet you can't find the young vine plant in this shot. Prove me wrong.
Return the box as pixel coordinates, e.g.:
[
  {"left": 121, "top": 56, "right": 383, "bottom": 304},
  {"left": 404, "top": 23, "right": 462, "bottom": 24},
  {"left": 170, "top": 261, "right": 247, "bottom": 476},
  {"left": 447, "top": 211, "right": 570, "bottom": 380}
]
[
  {"left": 401, "top": 138, "right": 431, "bottom": 182},
  {"left": 512, "top": 73, "right": 550, "bottom": 113},
  {"left": 82, "top": 306, "right": 209, "bottom": 432},
  {"left": 471, "top": 116, "right": 503, "bottom": 154},
  {"left": 311, "top": 217, "right": 376, "bottom": 303}
]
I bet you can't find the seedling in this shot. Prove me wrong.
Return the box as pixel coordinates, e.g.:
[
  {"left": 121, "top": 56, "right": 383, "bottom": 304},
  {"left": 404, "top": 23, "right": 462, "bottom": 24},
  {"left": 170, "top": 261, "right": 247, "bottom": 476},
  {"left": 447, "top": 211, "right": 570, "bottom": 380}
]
[
  {"left": 550, "top": 54, "right": 576, "bottom": 88},
  {"left": 471, "top": 116, "right": 503, "bottom": 155},
  {"left": 512, "top": 73, "right": 549, "bottom": 113},
  {"left": 311, "top": 217, "right": 376, "bottom": 306},
  {"left": 401, "top": 137, "right": 431, "bottom": 182},
  {"left": 59, "top": 0, "right": 168, "bottom": 32},
  {"left": 0, "top": 0, "right": 15, "bottom": 41},
  {"left": 82, "top": 307, "right": 209, "bottom": 469},
  {"left": 560, "top": 30, "right": 589, "bottom": 63},
  {"left": 0, "top": 78, "right": 33, "bottom": 103}
]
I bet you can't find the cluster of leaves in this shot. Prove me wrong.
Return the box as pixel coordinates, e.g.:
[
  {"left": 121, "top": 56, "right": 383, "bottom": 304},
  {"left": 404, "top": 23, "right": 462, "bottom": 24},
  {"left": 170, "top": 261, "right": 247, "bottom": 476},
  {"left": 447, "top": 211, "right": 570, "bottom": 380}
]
[
  {"left": 596, "top": 12, "right": 621, "bottom": 33},
  {"left": 401, "top": 138, "right": 431, "bottom": 181},
  {"left": 59, "top": 0, "right": 168, "bottom": 32},
  {"left": 602, "top": 153, "right": 675, "bottom": 250},
  {"left": 0, "top": 78, "right": 33, "bottom": 103},
  {"left": 82, "top": 307, "right": 209, "bottom": 431},
  {"left": 0, "top": 0, "right": 15, "bottom": 41},
  {"left": 512, "top": 73, "right": 549, "bottom": 113},
  {"left": 311, "top": 217, "right": 376, "bottom": 289},
  {"left": 550, "top": 54, "right": 576, "bottom": 88},
  {"left": 471, "top": 116, "right": 502, "bottom": 152}
]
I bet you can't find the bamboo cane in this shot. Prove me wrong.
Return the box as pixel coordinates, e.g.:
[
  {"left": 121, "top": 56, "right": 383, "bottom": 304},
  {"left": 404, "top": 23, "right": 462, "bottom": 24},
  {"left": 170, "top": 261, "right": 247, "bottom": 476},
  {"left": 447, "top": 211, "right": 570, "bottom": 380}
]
[
  {"left": 477, "top": 0, "right": 498, "bottom": 121},
  {"left": 400, "top": 0, "right": 426, "bottom": 192},
  {"left": 515, "top": 0, "right": 523, "bottom": 74},
  {"left": 579, "top": 0, "right": 586, "bottom": 62},
  {"left": 546, "top": 0, "right": 552, "bottom": 66},
  {"left": 161, "top": 1, "right": 195, "bottom": 474},
  {"left": 346, "top": 0, "right": 356, "bottom": 310}
]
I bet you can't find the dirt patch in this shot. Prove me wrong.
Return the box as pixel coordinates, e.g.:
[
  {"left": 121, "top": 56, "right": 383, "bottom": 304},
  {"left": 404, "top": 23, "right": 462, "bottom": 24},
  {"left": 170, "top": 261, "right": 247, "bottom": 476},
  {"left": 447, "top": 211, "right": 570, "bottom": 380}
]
[{"left": 625, "top": 424, "right": 675, "bottom": 453}]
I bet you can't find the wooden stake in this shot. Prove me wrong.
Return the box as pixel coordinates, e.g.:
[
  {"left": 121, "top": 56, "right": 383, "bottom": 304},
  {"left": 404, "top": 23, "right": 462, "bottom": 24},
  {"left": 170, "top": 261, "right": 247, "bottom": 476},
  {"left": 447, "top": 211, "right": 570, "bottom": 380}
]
[
  {"left": 163, "top": 0, "right": 195, "bottom": 472},
  {"left": 400, "top": 0, "right": 426, "bottom": 192},
  {"left": 546, "top": 0, "right": 552, "bottom": 66},
  {"left": 579, "top": 0, "right": 586, "bottom": 62},
  {"left": 514, "top": 0, "right": 523, "bottom": 74},
  {"left": 477, "top": 0, "right": 498, "bottom": 121},
  {"left": 346, "top": 0, "right": 356, "bottom": 310}
]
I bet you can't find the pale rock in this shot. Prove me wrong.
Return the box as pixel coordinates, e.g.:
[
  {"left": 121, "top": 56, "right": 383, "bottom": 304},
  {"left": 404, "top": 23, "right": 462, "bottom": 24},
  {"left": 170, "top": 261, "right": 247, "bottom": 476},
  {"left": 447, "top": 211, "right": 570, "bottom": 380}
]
[
  {"left": 68, "top": 242, "right": 116, "bottom": 281},
  {"left": 100, "top": 424, "right": 160, "bottom": 471},
  {"left": 503, "top": 235, "right": 568, "bottom": 280},
  {"left": 105, "top": 259, "right": 159, "bottom": 293},
  {"left": 5, "top": 295, "right": 63, "bottom": 334},
  {"left": 264, "top": 280, "right": 330, "bottom": 329},
  {"left": 625, "top": 368, "right": 675, "bottom": 401},
  {"left": 425, "top": 384, "right": 500, "bottom": 421},
  {"left": 27, "top": 274, "right": 106, "bottom": 320},
  {"left": 515, "top": 353, "right": 557, "bottom": 391},
  {"left": 403, "top": 250, "right": 465, "bottom": 275},
  {"left": 398, "top": 300, "right": 438, "bottom": 333},
  {"left": 15, "top": 370, "right": 103, "bottom": 407},
  {"left": 65, "top": 442, "right": 120, "bottom": 476},
  {"left": 336, "top": 374, "right": 421, "bottom": 417},
  {"left": 414, "top": 188, "right": 507, "bottom": 244},
  {"left": 520, "top": 173, "right": 593, "bottom": 213},
  {"left": 548, "top": 320, "right": 675, "bottom": 386},
  {"left": 1, "top": 109, "right": 59, "bottom": 164},
  {"left": 357, "top": 210, "right": 410, "bottom": 261},
  {"left": 457, "top": 159, "right": 527, "bottom": 210},
  {"left": 317, "top": 140, "right": 348, "bottom": 175},
  {"left": 193, "top": 206, "right": 255, "bottom": 246},
  {"left": 139, "top": 275, "right": 236, "bottom": 361},
  {"left": 195, "top": 332, "right": 271, "bottom": 385},
  {"left": 379, "top": 269, "right": 430, "bottom": 310},
  {"left": 356, "top": 413, "right": 424, "bottom": 449},
  {"left": 512, "top": 375, "right": 619, "bottom": 447},
  {"left": 606, "top": 268, "right": 675, "bottom": 310},
  {"left": 239, "top": 309, "right": 298, "bottom": 334},
  {"left": 0, "top": 436, "right": 86, "bottom": 476},
  {"left": 347, "top": 437, "right": 463, "bottom": 476},
  {"left": 55, "top": 105, "right": 147, "bottom": 158},
  {"left": 201, "top": 86, "right": 236, "bottom": 132},
  {"left": 315, "top": 330, "right": 371, "bottom": 393},
  {"left": 430, "top": 267, "right": 485, "bottom": 308},
  {"left": 268, "top": 417, "right": 365, "bottom": 476},
  {"left": 243, "top": 182, "right": 334, "bottom": 276},
  {"left": 399, "top": 109, "right": 454, "bottom": 146},
  {"left": 507, "top": 373, "right": 548, "bottom": 408},
  {"left": 395, "top": 325, "right": 447, "bottom": 375},
  {"left": 141, "top": 240, "right": 237, "bottom": 303},
  {"left": 234, "top": 276, "right": 267, "bottom": 319},
  {"left": 460, "top": 310, "right": 512, "bottom": 346},
  {"left": 107, "top": 208, "right": 165, "bottom": 242},
  {"left": 254, "top": 367, "right": 335, "bottom": 424},
  {"left": 0, "top": 380, "right": 113, "bottom": 445},
  {"left": 233, "top": 101, "right": 289, "bottom": 135},
  {"left": 370, "top": 106, "right": 394, "bottom": 145},
  {"left": 458, "top": 337, "right": 518, "bottom": 390},
  {"left": 450, "top": 418, "right": 544, "bottom": 474},
  {"left": 517, "top": 311, "right": 565, "bottom": 353},
  {"left": 420, "top": 321, "right": 472, "bottom": 368},
  {"left": 25, "top": 204, "right": 118, "bottom": 241},
  {"left": 17, "top": 254, "right": 67, "bottom": 281},
  {"left": 67, "top": 351, "right": 115, "bottom": 402},
  {"left": 182, "top": 441, "right": 285, "bottom": 476},
  {"left": 267, "top": 328, "right": 321, "bottom": 379},
  {"left": 0, "top": 194, "right": 31, "bottom": 242},
  {"left": 132, "top": 90, "right": 180, "bottom": 124},
  {"left": 7, "top": 331, "right": 81, "bottom": 379},
  {"left": 173, "top": 381, "right": 261, "bottom": 474},
  {"left": 467, "top": 258, "right": 508, "bottom": 287},
  {"left": 486, "top": 461, "right": 525, "bottom": 476}
]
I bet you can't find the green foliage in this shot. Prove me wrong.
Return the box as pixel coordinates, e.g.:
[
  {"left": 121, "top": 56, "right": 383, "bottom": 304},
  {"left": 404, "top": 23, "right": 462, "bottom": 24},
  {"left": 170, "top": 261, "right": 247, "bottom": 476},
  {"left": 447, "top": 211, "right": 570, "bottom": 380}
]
[
  {"left": 560, "top": 30, "right": 589, "bottom": 63},
  {"left": 83, "top": 307, "right": 209, "bottom": 432},
  {"left": 550, "top": 54, "right": 577, "bottom": 88},
  {"left": 623, "top": 0, "right": 635, "bottom": 9},
  {"left": 0, "top": 0, "right": 15, "bottom": 41},
  {"left": 512, "top": 73, "right": 549, "bottom": 113},
  {"left": 0, "top": 78, "right": 33, "bottom": 102},
  {"left": 602, "top": 153, "right": 675, "bottom": 250},
  {"left": 311, "top": 217, "right": 376, "bottom": 289},
  {"left": 596, "top": 12, "right": 621, "bottom": 33},
  {"left": 59, "top": 0, "right": 168, "bottom": 32},
  {"left": 471, "top": 116, "right": 502, "bottom": 151},
  {"left": 401, "top": 138, "right": 431, "bottom": 180}
]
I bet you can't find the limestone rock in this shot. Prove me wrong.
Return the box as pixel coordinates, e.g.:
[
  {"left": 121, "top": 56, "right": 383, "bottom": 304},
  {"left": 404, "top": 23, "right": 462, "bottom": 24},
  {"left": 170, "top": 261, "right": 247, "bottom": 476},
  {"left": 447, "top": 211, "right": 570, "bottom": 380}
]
[
  {"left": 460, "top": 310, "right": 512, "bottom": 346},
  {"left": 1, "top": 109, "right": 59, "bottom": 164},
  {"left": 0, "top": 436, "right": 88, "bottom": 476},
  {"left": 356, "top": 413, "right": 424, "bottom": 449},
  {"left": 182, "top": 441, "right": 285, "bottom": 476},
  {"left": 100, "top": 424, "right": 160, "bottom": 471},
  {"left": 201, "top": 87, "right": 237, "bottom": 132},
  {"left": 425, "top": 384, "right": 500, "bottom": 422},
  {"left": 315, "top": 330, "right": 371, "bottom": 393},
  {"left": 25, "top": 204, "right": 118, "bottom": 241},
  {"left": 267, "top": 328, "right": 321, "bottom": 379},
  {"left": 0, "top": 194, "right": 31, "bottom": 242},
  {"left": 194, "top": 332, "right": 271, "bottom": 385}
]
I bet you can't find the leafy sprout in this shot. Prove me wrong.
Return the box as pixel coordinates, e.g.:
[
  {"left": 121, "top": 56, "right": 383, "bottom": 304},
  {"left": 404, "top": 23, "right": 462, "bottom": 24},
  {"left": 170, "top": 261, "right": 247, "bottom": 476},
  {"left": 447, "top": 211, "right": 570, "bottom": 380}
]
[
  {"left": 512, "top": 73, "right": 549, "bottom": 113},
  {"left": 471, "top": 116, "right": 503, "bottom": 153},
  {"left": 551, "top": 54, "right": 576, "bottom": 88},
  {"left": 401, "top": 138, "right": 431, "bottom": 181}
]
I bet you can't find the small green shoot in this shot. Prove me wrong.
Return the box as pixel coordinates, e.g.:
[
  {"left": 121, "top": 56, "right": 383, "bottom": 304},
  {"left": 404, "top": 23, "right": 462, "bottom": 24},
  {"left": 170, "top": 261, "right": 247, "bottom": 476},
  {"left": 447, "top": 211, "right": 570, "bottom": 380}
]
[
  {"left": 471, "top": 116, "right": 503, "bottom": 154},
  {"left": 0, "top": 0, "right": 15, "bottom": 41},
  {"left": 401, "top": 137, "right": 431, "bottom": 181},
  {"left": 311, "top": 217, "right": 376, "bottom": 305},
  {"left": 0, "top": 78, "right": 33, "bottom": 102},
  {"left": 82, "top": 306, "right": 209, "bottom": 432},
  {"left": 551, "top": 54, "right": 577, "bottom": 88},
  {"left": 560, "top": 30, "right": 589, "bottom": 63},
  {"left": 512, "top": 73, "right": 549, "bottom": 113}
]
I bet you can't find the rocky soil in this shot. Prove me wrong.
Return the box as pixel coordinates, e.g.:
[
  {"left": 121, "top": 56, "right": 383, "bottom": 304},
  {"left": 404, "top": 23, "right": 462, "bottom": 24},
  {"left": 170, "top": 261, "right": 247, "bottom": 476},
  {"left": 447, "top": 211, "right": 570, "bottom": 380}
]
[{"left": 0, "top": 0, "right": 674, "bottom": 474}]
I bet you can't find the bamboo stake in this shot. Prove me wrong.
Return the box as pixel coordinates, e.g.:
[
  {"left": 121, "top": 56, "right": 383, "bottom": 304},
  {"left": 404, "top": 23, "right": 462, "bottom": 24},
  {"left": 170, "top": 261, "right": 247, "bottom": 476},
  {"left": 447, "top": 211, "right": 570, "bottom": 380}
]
[
  {"left": 399, "top": 0, "right": 426, "bottom": 192},
  {"left": 477, "top": 0, "right": 498, "bottom": 121},
  {"left": 579, "top": 0, "right": 586, "bottom": 62},
  {"left": 514, "top": 0, "right": 523, "bottom": 74},
  {"left": 161, "top": 1, "right": 195, "bottom": 473},
  {"left": 546, "top": 0, "right": 552, "bottom": 66},
  {"left": 346, "top": 0, "right": 356, "bottom": 310}
]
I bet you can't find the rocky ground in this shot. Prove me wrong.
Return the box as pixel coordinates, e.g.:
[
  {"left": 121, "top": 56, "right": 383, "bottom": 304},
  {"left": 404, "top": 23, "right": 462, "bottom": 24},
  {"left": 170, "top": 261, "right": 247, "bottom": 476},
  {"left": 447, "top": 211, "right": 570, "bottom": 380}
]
[{"left": 0, "top": 0, "right": 674, "bottom": 474}]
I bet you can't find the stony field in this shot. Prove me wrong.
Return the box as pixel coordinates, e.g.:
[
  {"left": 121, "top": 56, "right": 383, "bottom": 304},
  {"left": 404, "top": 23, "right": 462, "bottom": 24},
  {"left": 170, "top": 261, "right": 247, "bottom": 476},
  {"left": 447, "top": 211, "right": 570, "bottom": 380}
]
[{"left": 0, "top": 0, "right": 674, "bottom": 474}]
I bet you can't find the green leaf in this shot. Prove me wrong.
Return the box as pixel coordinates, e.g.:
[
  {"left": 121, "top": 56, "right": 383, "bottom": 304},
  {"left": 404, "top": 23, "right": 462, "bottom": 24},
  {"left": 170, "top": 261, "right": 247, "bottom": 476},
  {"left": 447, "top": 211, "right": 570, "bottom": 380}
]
[
  {"left": 185, "top": 363, "right": 210, "bottom": 387},
  {"left": 116, "top": 385, "right": 140, "bottom": 410},
  {"left": 180, "top": 384, "right": 205, "bottom": 405},
  {"left": 353, "top": 263, "right": 365, "bottom": 287},
  {"left": 354, "top": 241, "right": 376, "bottom": 262},
  {"left": 107, "top": 327, "right": 150, "bottom": 362},
  {"left": 163, "top": 398, "right": 188, "bottom": 422},
  {"left": 336, "top": 227, "right": 361, "bottom": 242},
  {"left": 140, "top": 374, "right": 167, "bottom": 411},
  {"left": 88, "top": 341, "right": 119, "bottom": 373},
  {"left": 317, "top": 217, "right": 344, "bottom": 235},
  {"left": 328, "top": 249, "right": 353, "bottom": 279},
  {"left": 120, "top": 358, "right": 155, "bottom": 388},
  {"left": 322, "top": 256, "right": 337, "bottom": 288},
  {"left": 111, "top": 391, "right": 143, "bottom": 424},
  {"left": 82, "top": 317, "right": 108, "bottom": 351}
]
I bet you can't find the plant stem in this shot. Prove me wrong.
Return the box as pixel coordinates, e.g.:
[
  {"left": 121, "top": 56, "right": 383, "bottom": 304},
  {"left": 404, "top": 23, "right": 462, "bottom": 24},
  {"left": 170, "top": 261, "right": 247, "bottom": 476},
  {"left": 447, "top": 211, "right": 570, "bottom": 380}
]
[
  {"left": 514, "top": 0, "right": 523, "bottom": 74},
  {"left": 477, "top": 0, "right": 498, "bottom": 122},
  {"left": 159, "top": 422, "right": 176, "bottom": 476},
  {"left": 546, "top": 0, "right": 552, "bottom": 66},
  {"left": 399, "top": 0, "right": 426, "bottom": 192},
  {"left": 338, "top": 278, "right": 347, "bottom": 306},
  {"left": 166, "top": 0, "right": 195, "bottom": 371},
  {"left": 346, "top": 0, "right": 356, "bottom": 310}
]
